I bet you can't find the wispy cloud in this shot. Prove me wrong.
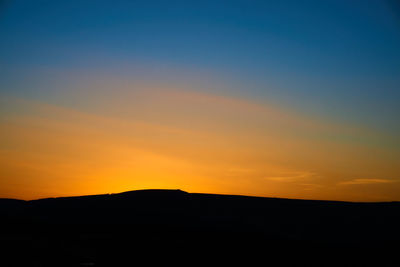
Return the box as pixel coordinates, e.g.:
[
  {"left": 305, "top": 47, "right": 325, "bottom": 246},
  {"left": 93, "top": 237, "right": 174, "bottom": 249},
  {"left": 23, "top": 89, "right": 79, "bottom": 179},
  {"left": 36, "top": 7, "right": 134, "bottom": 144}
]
[
  {"left": 338, "top": 178, "right": 394, "bottom": 185},
  {"left": 265, "top": 171, "right": 316, "bottom": 182}
]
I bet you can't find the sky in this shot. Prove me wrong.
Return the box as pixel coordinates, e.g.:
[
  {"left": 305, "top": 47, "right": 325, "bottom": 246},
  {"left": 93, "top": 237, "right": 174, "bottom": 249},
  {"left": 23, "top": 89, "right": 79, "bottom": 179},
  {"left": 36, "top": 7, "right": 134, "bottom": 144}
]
[{"left": 1, "top": 0, "right": 399, "bottom": 201}]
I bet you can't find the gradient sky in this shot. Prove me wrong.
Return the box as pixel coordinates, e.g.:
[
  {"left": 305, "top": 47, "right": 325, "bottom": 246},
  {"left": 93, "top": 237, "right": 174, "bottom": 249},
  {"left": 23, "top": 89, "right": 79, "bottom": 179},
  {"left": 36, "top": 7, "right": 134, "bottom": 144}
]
[{"left": 1, "top": 0, "right": 399, "bottom": 201}]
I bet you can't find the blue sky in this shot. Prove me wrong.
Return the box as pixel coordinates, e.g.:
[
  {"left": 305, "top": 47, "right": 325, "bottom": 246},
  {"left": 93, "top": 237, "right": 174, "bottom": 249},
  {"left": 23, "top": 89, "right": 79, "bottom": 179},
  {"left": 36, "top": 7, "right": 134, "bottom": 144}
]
[{"left": 1, "top": 0, "right": 399, "bottom": 132}]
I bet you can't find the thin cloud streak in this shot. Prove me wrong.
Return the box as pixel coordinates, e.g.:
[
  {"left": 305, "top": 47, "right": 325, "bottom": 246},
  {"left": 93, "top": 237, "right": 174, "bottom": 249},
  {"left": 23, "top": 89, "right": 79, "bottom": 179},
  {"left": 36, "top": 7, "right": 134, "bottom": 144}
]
[{"left": 338, "top": 179, "right": 395, "bottom": 185}]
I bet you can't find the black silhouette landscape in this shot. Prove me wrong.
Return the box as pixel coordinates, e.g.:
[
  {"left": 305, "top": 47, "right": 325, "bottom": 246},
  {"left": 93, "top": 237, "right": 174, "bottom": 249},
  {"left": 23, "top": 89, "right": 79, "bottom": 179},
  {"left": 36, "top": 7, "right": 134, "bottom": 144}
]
[{"left": 1, "top": 189, "right": 399, "bottom": 266}]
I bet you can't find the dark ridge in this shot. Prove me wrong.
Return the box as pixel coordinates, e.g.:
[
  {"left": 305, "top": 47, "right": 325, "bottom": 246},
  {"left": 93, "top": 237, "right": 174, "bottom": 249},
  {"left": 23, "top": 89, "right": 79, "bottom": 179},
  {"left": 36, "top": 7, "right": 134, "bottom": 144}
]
[
  {"left": 1, "top": 189, "right": 399, "bottom": 266},
  {"left": 0, "top": 198, "right": 26, "bottom": 212},
  {"left": 0, "top": 198, "right": 26, "bottom": 206},
  {"left": 1, "top": 188, "right": 395, "bottom": 204}
]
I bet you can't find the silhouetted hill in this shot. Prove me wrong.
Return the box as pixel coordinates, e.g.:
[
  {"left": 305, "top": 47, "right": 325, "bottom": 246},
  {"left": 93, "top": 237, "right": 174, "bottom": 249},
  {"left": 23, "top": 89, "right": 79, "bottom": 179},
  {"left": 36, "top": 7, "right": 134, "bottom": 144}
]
[{"left": 1, "top": 189, "right": 399, "bottom": 266}]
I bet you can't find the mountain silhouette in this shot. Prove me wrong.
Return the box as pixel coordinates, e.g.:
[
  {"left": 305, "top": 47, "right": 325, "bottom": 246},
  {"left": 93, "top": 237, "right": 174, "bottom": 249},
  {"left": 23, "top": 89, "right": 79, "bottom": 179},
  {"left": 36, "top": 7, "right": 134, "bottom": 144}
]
[{"left": 1, "top": 189, "right": 399, "bottom": 266}]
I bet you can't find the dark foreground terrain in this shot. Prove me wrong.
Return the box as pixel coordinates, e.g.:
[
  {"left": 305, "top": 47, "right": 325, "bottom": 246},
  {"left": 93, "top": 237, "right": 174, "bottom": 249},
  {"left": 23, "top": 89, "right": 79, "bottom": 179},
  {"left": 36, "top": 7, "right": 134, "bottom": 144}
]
[{"left": 1, "top": 189, "right": 399, "bottom": 266}]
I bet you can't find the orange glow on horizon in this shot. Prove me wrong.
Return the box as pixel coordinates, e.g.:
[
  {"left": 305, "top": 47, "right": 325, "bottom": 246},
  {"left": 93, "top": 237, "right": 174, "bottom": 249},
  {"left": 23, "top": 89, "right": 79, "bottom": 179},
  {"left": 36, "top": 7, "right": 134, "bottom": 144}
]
[{"left": 0, "top": 83, "right": 399, "bottom": 201}]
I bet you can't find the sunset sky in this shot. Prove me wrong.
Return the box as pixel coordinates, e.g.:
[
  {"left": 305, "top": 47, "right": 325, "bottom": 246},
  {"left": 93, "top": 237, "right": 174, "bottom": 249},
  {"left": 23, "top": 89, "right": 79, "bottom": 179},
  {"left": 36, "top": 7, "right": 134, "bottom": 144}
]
[{"left": 1, "top": 0, "right": 399, "bottom": 201}]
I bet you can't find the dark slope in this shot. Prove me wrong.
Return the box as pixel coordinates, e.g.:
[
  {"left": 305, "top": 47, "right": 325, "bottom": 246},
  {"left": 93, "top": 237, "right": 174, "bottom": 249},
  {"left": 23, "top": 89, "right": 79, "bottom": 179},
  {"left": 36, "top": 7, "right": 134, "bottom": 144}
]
[{"left": 1, "top": 189, "right": 399, "bottom": 266}]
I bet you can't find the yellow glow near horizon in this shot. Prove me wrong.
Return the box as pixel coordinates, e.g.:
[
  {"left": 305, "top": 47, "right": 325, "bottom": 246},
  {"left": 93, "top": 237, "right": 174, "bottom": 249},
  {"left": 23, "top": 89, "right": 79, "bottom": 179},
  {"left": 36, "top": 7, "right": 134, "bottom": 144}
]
[{"left": 0, "top": 82, "right": 399, "bottom": 201}]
